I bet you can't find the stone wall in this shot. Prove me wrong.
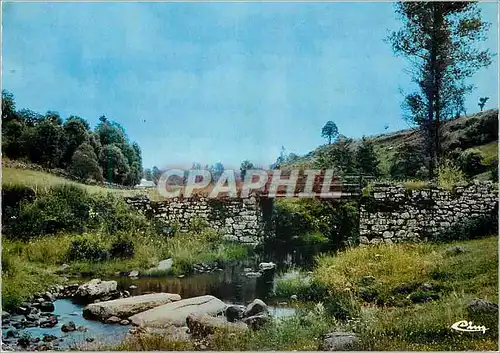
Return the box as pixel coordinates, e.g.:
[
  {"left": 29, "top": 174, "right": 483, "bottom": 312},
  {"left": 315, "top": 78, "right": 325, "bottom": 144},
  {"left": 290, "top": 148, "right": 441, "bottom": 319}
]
[
  {"left": 125, "top": 195, "right": 269, "bottom": 245},
  {"left": 359, "top": 181, "right": 498, "bottom": 245}
]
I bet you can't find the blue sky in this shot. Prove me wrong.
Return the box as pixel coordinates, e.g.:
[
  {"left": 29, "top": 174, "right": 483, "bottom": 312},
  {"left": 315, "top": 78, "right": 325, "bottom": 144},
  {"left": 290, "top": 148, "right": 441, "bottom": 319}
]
[{"left": 2, "top": 2, "right": 498, "bottom": 170}]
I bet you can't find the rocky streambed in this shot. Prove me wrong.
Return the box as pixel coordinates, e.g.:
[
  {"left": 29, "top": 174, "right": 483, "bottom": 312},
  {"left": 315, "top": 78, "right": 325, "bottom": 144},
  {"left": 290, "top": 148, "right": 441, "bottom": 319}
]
[{"left": 1, "top": 262, "right": 298, "bottom": 351}]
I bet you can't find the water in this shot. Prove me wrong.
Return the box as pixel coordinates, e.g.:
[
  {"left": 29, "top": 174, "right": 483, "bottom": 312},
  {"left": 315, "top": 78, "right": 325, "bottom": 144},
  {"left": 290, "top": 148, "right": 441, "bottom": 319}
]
[{"left": 3, "top": 262, "right": 301, "bottom": 349}]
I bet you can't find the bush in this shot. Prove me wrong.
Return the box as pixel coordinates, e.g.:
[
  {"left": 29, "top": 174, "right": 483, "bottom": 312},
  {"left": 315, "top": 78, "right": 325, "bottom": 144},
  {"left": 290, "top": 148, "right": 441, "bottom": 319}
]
[
  {"left": 66, "top": 234, "right": 110, "bottom": 262},
  {"left": 110, "top": 234, "right": 135, "bottom": 258},
  {"left": 458, "top": 149, "right": 487, "bottom": 177},
  {"left": 11, "top": 184, "right": 92, "bottom": 239},
  {"left": 437, "top": 160, "right": 466, "bottom": 191}
]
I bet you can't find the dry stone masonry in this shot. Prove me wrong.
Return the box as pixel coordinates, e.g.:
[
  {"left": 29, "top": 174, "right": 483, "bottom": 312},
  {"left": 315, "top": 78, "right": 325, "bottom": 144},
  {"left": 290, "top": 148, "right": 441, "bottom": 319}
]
[
  {"left": 359, "top": 181, "right": 498, "bottom": 245},
  {"left": 125, "top": 195, "right": 267, "bottom": 245}
]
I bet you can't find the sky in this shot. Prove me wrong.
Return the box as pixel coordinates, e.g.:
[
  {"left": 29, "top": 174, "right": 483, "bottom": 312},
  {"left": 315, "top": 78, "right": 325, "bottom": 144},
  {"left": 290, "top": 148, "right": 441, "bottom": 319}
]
[{"left": 2, "top": 1, "right": 498, "bottom": 170}]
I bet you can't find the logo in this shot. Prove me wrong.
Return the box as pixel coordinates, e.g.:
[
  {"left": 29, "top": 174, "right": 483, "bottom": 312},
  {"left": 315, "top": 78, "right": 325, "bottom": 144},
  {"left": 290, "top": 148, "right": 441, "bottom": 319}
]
[{"left": 451, "top": 320, "right": 488, "bottom": 334}]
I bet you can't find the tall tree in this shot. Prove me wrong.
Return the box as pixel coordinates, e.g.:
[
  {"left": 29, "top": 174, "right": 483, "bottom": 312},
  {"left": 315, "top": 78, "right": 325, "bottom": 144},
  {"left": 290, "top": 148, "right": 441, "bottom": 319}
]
[
  {"left": 355, "top": 137, "right": 380, "bottom": 176},
  {"left": 240, "top": 160, "right": 254, "bottom": 180},
  {"left": 63, "top": 116, "right": 90, "bottom": 166},
  {"left": 321, "top": 121, "right": 339, "bottom": 145},
  {"left": 388, "top": 1, "right": 492, "bottom": 179},
  {"left": 1, "top": 90, "right": 17, "bottom": 122},
  {"left": 143, "top": 168, "right": 153, "bottom": 181}
]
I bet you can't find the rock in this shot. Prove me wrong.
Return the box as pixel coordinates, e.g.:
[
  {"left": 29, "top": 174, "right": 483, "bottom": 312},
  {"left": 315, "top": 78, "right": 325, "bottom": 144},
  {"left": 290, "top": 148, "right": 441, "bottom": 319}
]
[
  {"left": 243, "top": 299, "right": 268, "bottom": 318},
  {"left": 36, "top": 298, "right": 45, "bottom": 304},
  {"left": 120, "top": 320, "right": 130, "bottom": 325},
  {"left": 105, "top": 316, "right": 122, "bottom": 324},
  {"left": 245, "top": 272, "right": 262, "bottom": 278},
  {"left": 42, "top": 334, "right": 57, "bottom": 342},
  {"left": 242, "top": 314, "right": 270, "bottom": 330},
  {"left": 445, "top": 246, "right": 467, "bottom": 256},
  {"left": 43, "top": 292, "right": 56, "bottom": 302},
  {"left": 39, "top": 315, "right": 58, "bottom": 328},
  {"left": 129, "top": 285, "right": 138, "bottom": 290},
  {"left": 258, "top": 262, "right": 276, "bottom": 271},
  {"left": 16, "top": 306, "right": 30, "bottom": 315},
  {"left": 422, "top": 283, "right": 433, "bottom": 291},
  {"left": 57, "top": 264, "right": 70, "bottom": 273},
  {"left": 39, "top": 302, "right": 55, "bottom": 312},
  {"left": 37, "top": 342, "right": 53, "bottom": 351},
  {"left": 158, "top": 258, "right": 173, "bottom": 271},
  {"left": 2, "top": 311, "right": 11, "bottom": 320},
  {"left": 83, "top": 293, "right": 181, "bottom": 321},
  {"left": 61, "top": 321, "right": 76, "bottom": 332},
  {"left": 186, "top": 313, "right": 248, "bottom": 337},
  {"left": 17, "top": 336, "right": 31, "bottom": 348},
  {"left": 77, "top": 326, "right": 88, "bottom": 332},
  {"left": 86, "top": 337, "right": 95, "bottom": 343},
  {"left": 129, "top": 295, "right": 227, "bottom": 328},
  {"left": 26, "top": 313, "right": 40, "bottom": 322},
  {"left": 243, "top": 267, "right": 253, "bottom": 272},
  {"left": 290, "top": 295, "right": 298, "bottom": 301},
  {"left": 467, "top": 299, "right": 498, "bottom": 314},
  {"left": 129, "top": 270, "right": 139, "bottom": 278},
  {"left": 225, "top": 305, "right": 245, "bottom": 322},
  {"left": 74, "top": 279, "right": 118, "bottom": 304},
  {"left": 5, "top": 329, "right": 19, "bottom": 339},
  {"left": 320, "top": 331, "right": 358, "bottom": 351}
]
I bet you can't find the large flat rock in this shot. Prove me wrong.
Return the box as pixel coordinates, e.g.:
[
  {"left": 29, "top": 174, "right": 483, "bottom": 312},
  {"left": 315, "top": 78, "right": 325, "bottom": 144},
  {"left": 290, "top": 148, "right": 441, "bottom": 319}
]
[
  {"left": 129, "top": 295, "right": 227, "bottom": 328},
  {"left": 83, "top": 293, "right": 181, "bottom": 321}
]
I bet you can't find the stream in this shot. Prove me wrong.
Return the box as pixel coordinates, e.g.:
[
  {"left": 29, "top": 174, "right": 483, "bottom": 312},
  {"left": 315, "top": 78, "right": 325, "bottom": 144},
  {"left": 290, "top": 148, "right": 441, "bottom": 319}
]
[{"left": 2, "top": 260, "right": 306, "bottom": 350}]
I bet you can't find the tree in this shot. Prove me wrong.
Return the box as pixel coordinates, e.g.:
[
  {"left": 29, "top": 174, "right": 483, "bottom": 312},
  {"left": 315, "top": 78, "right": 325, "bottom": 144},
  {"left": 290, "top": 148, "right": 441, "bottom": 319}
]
[
  {"left": 389, "top": 143, "right": 427, "bottom": 180},
  {"left": 99, "top": 144, "right": 130, "bottom": 184},
  {"left": 315, "top": 137, "right": 355, "bottom": 175},
  {"left": 70, "top": 142, "right": 102, "bottom": 181},
  {"left": 63, "top": 116, "right": 90, "bottom": 166},
  {"left": 143, "top": 168, "right": 153, "bottom": 181},
  {"left": 478, "top": 97, "right": 489, "bottom": 111},
  {"left": 211, "top": 162, "right": 225, "bottom": 182},
  {"left": 152, "top": 166, "right": 162, "bottom": 185},
  {"left": 321, "top": 121, "right": 339, "bottom": 144},
  {"left": 30, "top": 120, "right": 68, "bottom": 168},
  {"left": 96, "top": 119, "right": 127, "bottom": 146},
  {"left": 355, "top": 137, "right": 380, "bottom": 176},
  {"left": 2, "top": 90, "right": 17, "bottom": 123},
  {"left": 18, "top": 109, "right": 43, "bottom": 127},
  {"left": 240, "top": 160, "right": 254, "bottom": 180},
  {"left": 388, "top": 2, "right": 492, "bottom": 179}
]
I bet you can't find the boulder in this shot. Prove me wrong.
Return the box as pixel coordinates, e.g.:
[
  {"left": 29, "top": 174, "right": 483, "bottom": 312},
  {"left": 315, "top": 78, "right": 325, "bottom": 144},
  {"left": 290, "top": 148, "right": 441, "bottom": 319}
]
[
  {"left": 243, "top": 299, "right": 268, "bottom": 318},
  {"left": 225, "top": 305, "right": 245, "bottom": 322},
  {"left": 105, "top": 316, "right": 122, "bottom": 324},
  {"left": 158, "top": 258, "right": 173, "bottom": 271},
  {"left": 319, "top": 331, "right": 358, "bottom": 351},
  {"left": 258, "top": 262, "right": 276, "bottom": 271},
  {"left": 39, "top": 302, "right": 55, "bottom": 313},
  {"left": 42, "top": 335, "right": 57, "bottom": 343},
  {"left": 445, "top": 245, "right": 467, "bottom": 256},
  {"left": 242, "top": 314, "right": 270, "bottom": 330},
  {"left": 129, "top": 295, "right": 227, "bottom": 328},
  {"left": 245, "top": 272, "right": 262, "bottom": 278},
  {"left": 61, "top": 321, "right": 76, "bottom": 332},
  {"left": 186, "top": 313, "right": 248, "bottom": 337},
  {"left": 73, "top": 279, "right": 117, "bottom": 303},
  {"left": 467, "top": 299, "right": 498, "bottom": 314},
  {"left": 83, "top": 293, "right": 181, "bottom": 321},
  {"left": 128, "top": 270, "right": 139, "bottom": 278}
]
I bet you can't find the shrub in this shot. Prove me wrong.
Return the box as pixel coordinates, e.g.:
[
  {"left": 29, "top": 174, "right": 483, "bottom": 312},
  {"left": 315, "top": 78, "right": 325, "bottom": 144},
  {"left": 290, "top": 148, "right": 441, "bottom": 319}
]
[
  {"left": 437, "top": 160, "right": 466, "bottom": 191},
  {"left": 458, "top": 149, "right": 487, "bottom": 177},
  {"left": 110, "top": 234, "right": 135, "bottom": 258},
  {"left": 11, "top": 184, "right": 92, "bottom": 239},
  {"left": 66, "top": 234, "right": 110, "bottom": 262},
  {"left": 187, "top": 216, "right": 209, "bottom": 233}
]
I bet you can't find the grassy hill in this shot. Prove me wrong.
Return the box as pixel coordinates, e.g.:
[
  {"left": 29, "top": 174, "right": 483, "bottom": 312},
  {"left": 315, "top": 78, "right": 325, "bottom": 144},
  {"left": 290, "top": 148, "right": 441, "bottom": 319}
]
[{"left": 287, "top": 109, "right": 498, "bottom": 178}]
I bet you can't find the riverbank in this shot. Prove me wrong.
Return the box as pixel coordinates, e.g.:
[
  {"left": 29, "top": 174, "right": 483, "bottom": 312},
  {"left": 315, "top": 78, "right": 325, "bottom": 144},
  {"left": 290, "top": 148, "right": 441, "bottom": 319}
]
[{"left": 1, "top": 231, "right": 250, "bottom": 311}]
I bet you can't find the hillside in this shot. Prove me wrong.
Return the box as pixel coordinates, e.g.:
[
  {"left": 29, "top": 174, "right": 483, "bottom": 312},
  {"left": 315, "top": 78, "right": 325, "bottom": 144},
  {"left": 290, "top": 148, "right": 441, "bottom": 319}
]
[{"left": 287, "top": 109, "right": 498, "bottom": 178}]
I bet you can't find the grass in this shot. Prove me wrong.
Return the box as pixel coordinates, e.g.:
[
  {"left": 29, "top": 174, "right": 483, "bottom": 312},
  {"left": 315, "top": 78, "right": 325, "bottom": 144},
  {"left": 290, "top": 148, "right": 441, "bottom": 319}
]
[
  {"left": 1, "top": 166, "right": 143, "bottom": 196},
  {"left": 402, "top": 179, "right": 431, "bottom": 190},
  {"left": 1, "top": 230, "right": 249, "bottom": 310},
  {"left": 314, "top": 236, "right": 498, "bottom": 350},
  {"left": 471, "top": 140, "right": 498, "bottom": 166}
]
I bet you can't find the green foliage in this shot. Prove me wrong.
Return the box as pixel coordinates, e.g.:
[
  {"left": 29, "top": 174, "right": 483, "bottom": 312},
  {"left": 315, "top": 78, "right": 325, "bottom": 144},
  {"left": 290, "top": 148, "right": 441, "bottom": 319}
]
[
  {"left": 1, "top": 90, "right": 143, "bottom": 186},
  {"left": 355, "top": 137, "right": 380, "bottom": 176},
  {"left": 314, "top": 137, "right": 355, "bottom": 174},
  {"left": 110, "top": 234, "right": 135, "bottom": 259},
  {"left": 321, "top": 120, "right": 339, "bottom": 144},
  {"left": 187, "top": 216, "right": 210, "bottom": 233},
  {"left": 458, "top": 149, "right": 487, "bottom": 177},
  {"left": 240, "top": 159, "right": 254, "bottom": 180},
  {"left": 70, "top": 142, "right": 103, "bottom": 181},
  {"left": 66, "top": 234, "right": 111, "bottom": 262},
  {"left": 437, "top": 160, "right": 466, "bottom": 190},
  {"left": 390, "top": 143, "right": 427, "bottom": 180}
]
